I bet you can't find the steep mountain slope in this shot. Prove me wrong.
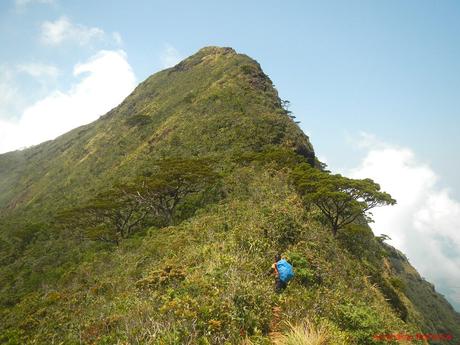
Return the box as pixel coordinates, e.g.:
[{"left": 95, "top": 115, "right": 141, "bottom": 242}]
[
  {"left": 0, "top": 47, "right": 314, "bottom": 215},
  {"left": 384, "top": 245, "right": 460, "bottom": 342},
  {"left": 0, "top": 47, "right": 458, "bottom": 344}
]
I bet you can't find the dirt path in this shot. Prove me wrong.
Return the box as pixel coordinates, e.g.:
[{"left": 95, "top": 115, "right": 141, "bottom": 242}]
[{"left": 268, "top": 305, "right": 282, "bottom": 341}]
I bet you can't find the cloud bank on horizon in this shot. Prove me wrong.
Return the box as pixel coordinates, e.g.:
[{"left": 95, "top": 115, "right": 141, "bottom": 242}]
[
  {"left": 0, "top": 50, "right": 136, "bottom": 153},
  {"left": 348, "top": 133, "right": 460, "bottom": 310},
  {"left": 0, "top": 10, "right": 183, "bottom": 154},
  {"left": 0, "top": 11, "right": 137, "bottom": 153}
]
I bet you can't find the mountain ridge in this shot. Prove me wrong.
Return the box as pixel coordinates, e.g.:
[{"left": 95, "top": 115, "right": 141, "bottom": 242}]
[
  {"left": 0, "top": 46, "right": 459, "bottom": 344},
  {"left": 0, "top": 46, "right": 315, "bottom": 214}
]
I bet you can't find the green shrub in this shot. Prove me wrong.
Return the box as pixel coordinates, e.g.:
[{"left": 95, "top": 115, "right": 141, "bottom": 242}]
[
  {"left": 335, "top": 302, "right": 387, "bottom": 345},
  {"left": 389, "top": 277, "right": 406, "bottom": 292},
  {"left": 263, "top": 211, "right": 301, "bottom": 250},
  {"left": 125, "top": 114, "right": 152, "bottom": 126},
  {"left": 287, "top": 251, "right": 319, "bottom": 286},
  {"left": 337, "top": 224, "right": 383, "bottom": 265}
]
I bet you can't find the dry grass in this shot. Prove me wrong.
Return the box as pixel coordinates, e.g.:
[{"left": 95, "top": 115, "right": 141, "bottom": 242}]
[{"left": 272, "top": 319, "right": 330, "bottom": 345}]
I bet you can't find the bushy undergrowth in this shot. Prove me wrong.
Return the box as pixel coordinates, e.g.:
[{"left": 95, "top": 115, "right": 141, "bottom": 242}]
[{"left": 0, "top": 166, "right": 425, "bottom": 344}]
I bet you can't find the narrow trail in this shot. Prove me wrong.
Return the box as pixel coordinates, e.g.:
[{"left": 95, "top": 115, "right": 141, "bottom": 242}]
[{"left": 268, "top": 305, "right": 283, "bottom": 341}]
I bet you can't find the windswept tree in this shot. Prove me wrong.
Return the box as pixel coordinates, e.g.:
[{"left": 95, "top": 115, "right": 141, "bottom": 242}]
[
  {"left": 131, "top": 158, "right": 220, "bottom": 224},
  {"left": 58, "top": 189, "right": 149, "bottom": 245},
  {"left": 58, "top": 158, "right": 220, "bottom": 244},
  {"left": 291, "top": 163, "right": 396, "bottom": 236}
]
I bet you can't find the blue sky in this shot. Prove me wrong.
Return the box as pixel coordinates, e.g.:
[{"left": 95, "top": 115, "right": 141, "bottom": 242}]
[{"left": 1, "top": 0, "right": 459, "bottom": 309}]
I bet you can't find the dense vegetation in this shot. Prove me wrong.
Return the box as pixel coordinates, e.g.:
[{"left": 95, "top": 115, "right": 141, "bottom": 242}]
[{"left": 0, "top": 47, "right": 459, "bottom": 344}]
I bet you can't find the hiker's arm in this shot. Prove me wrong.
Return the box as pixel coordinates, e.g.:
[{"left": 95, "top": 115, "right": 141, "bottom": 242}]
[
  {"left": 267, "top": 263, "right": 278, "bottom": 276},
  {"left": 266, "top": 266, "right": 275, "bottom": 276}
]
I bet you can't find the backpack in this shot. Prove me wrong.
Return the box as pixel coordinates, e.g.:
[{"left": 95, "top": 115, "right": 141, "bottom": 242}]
[{"left": 276, "top": 259, "right": 294, "bottom": 283}]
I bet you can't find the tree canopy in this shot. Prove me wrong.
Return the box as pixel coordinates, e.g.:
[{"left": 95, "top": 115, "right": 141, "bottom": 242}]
[
  {"left": 127, "top": 158, "right": 220, "bottom": 224},
  {"left": 58, "top": 158, "right": 220, "bottom": 244},
  {"left": 291, "top": 163, "right": 396, "bottom": 236},
  {"left": 57, "top": 189, "right": 148, "bottom": 245}
]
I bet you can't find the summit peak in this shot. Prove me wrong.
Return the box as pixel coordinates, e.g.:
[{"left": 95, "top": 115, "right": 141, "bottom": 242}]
[{"left": 196, "top": 46, "right": 236, "bottom": 56}]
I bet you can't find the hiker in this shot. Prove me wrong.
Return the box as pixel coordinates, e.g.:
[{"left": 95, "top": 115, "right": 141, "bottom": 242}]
[{"left": 268, "top": 254, "right": 294, "bottom": 293}]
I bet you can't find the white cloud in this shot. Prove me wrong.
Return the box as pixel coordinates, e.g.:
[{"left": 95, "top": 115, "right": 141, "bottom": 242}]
[
  {"left": 0, "top": 63, "right": 59, "bottom": 121},
  {"left": 39, "top": 17, "right": 123, "bottom": 47},
  {"left": 348, "top": 133, "right": 460, "bottom": 310},
  {"left": 16, "top": 63, "right": 59, "bottom": 78},
  {"left": 15, "top": 0, "right": 54, "bottom": 7},
  {"left": 0, "top": 66, "right": 24, "bottom": 120},
  {"left": 40, "top": 16, "right": 105, "bottom": 46},
  {"left": 160, "top": 44, "right": 182, "bottom": 68},
  {"left": 346, "top": 131, "right": 385, "bottom": 150},
  {"left": 0, "top": 67, "right": 17, "bottom": 112},
  {"left": 0, "top": 50, "right": 136, "bottom": 153},
  {"left": 112, "top": 32, "right": 123, "bottom": 46}
]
